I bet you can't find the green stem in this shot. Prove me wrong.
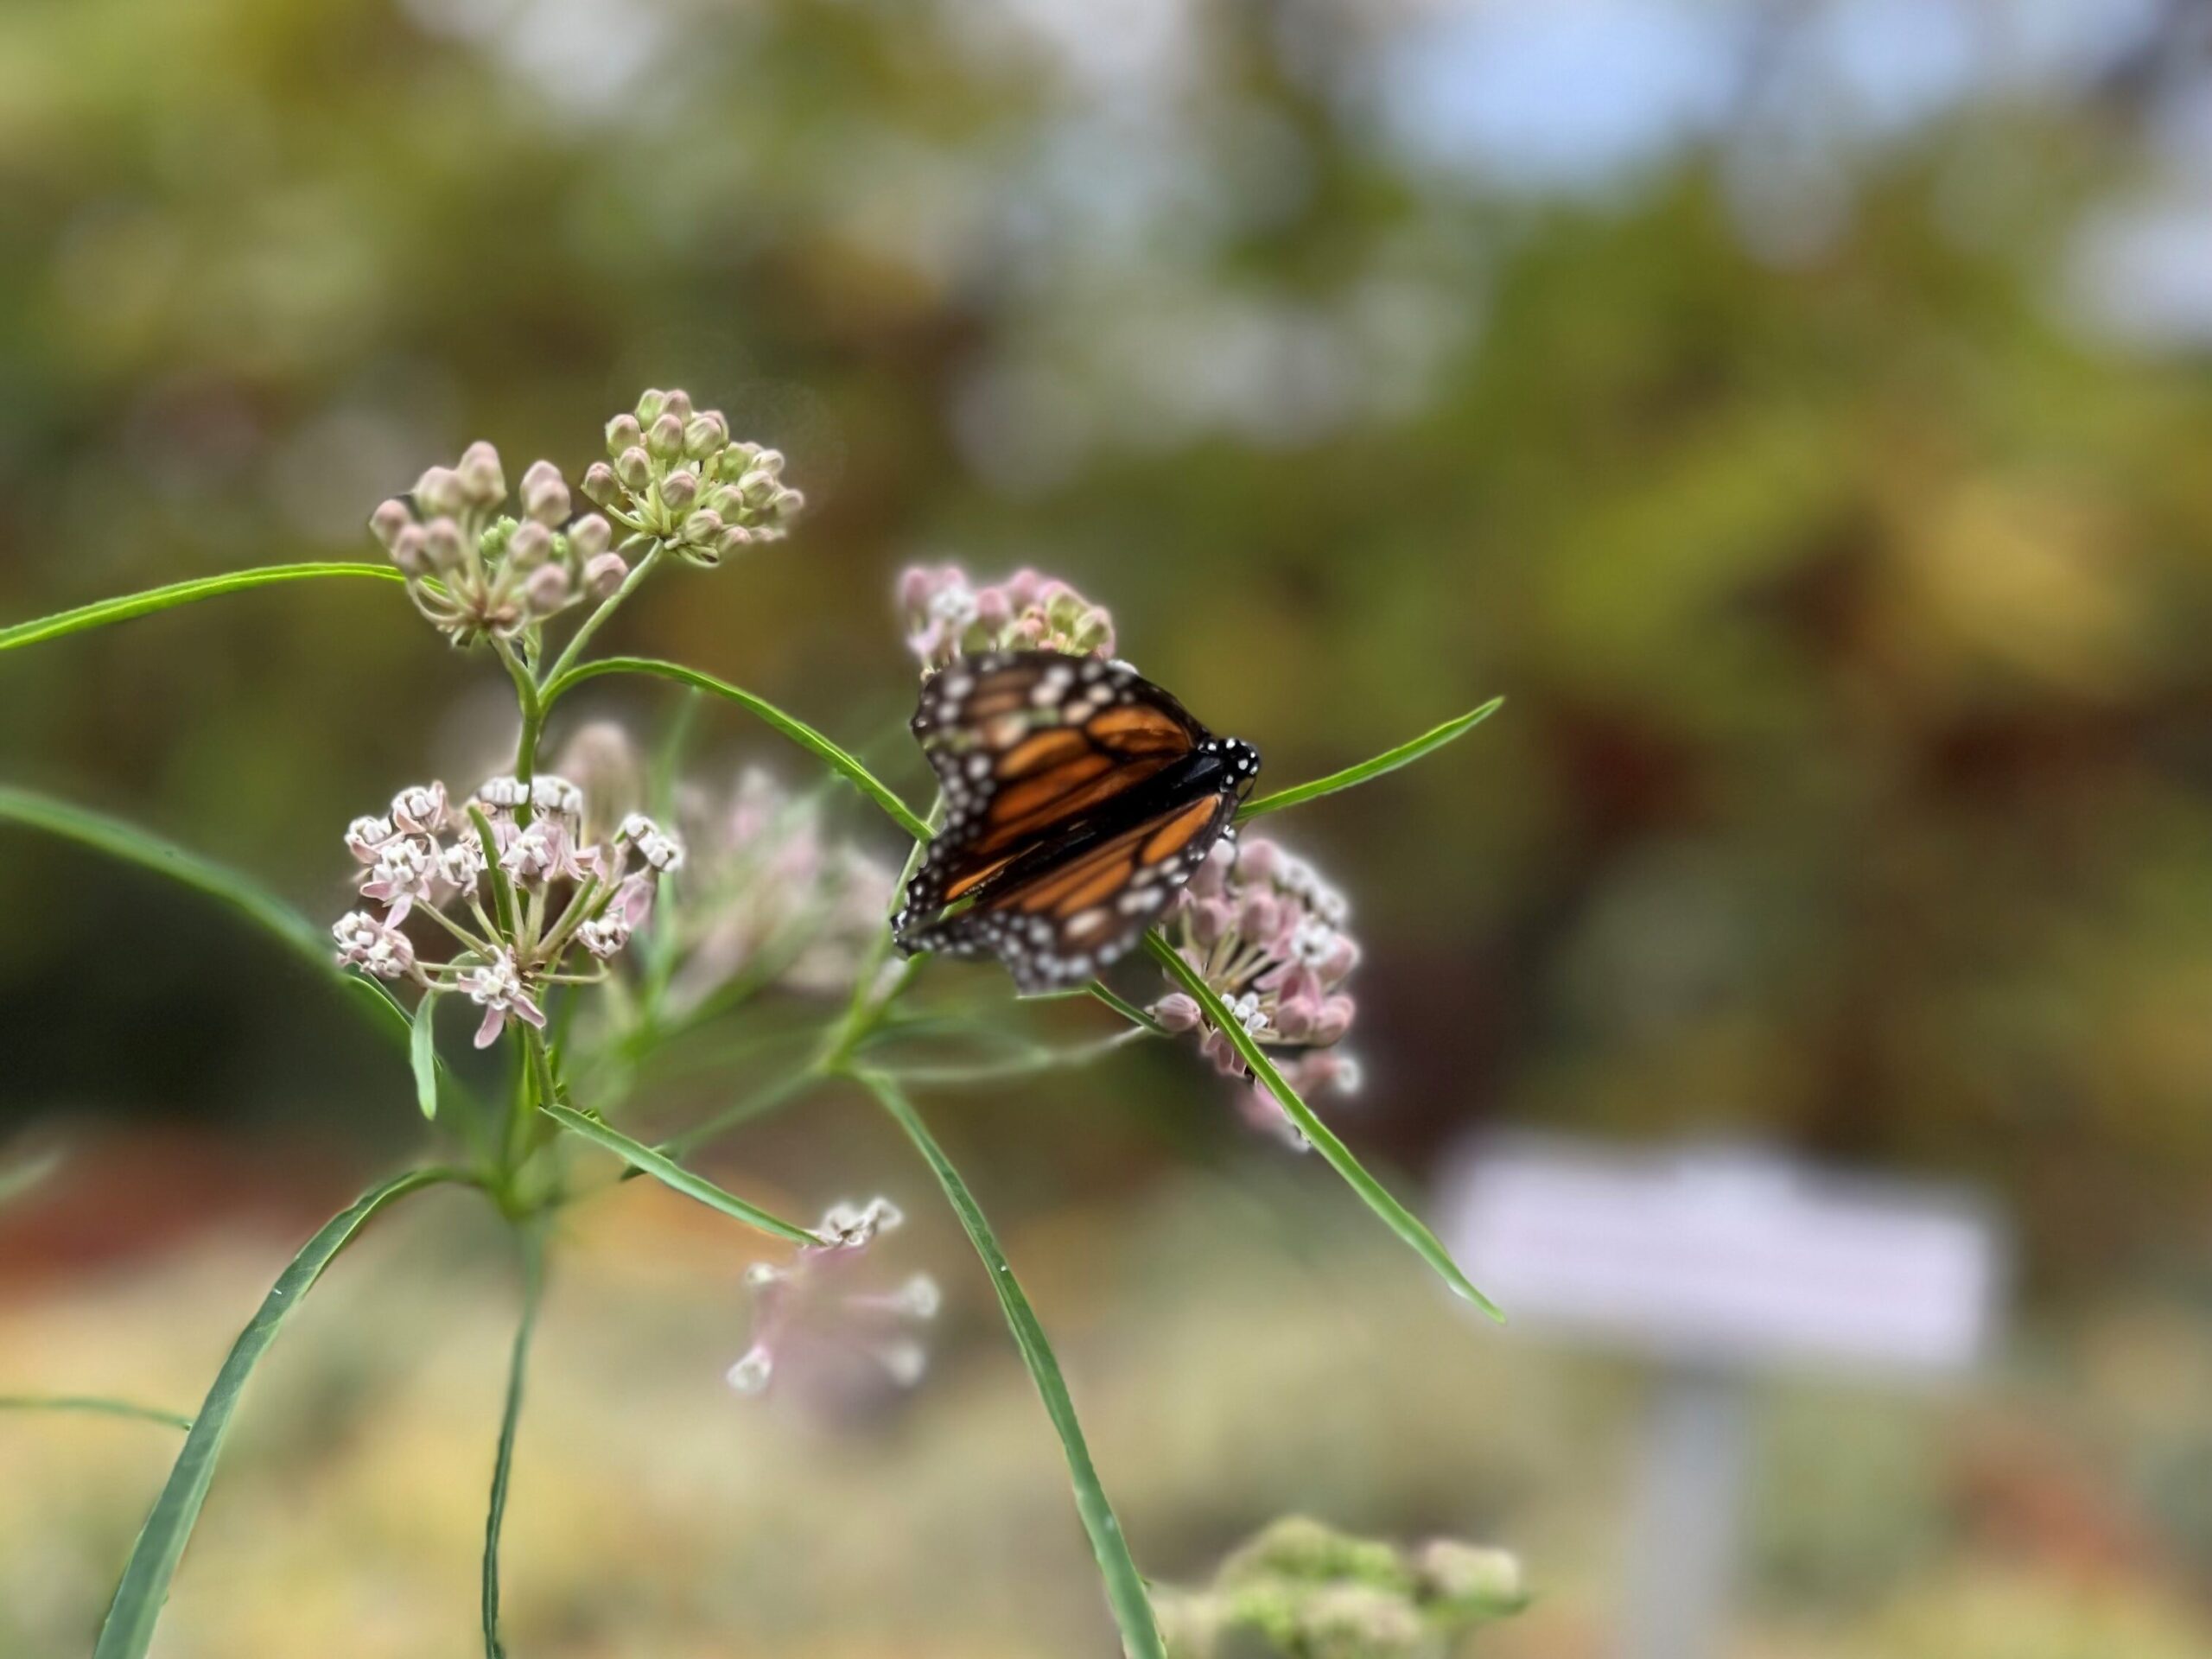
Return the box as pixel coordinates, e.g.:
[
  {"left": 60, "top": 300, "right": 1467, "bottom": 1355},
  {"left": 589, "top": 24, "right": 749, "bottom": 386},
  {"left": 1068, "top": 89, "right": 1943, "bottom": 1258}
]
[
  {"left": 482, "top": 1230, "right": 546, "bottom": 1659},
  {"left": 491, "top": 639, "right": 545, "bottom": 812},
  {"left": 542, "top": 543, "right": 663, "bottom": 693}
]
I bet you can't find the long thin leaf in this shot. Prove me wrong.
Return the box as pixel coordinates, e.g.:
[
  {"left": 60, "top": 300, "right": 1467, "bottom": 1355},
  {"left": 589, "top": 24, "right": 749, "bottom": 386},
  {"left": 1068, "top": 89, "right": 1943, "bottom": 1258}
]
[
  {"left": 94, "top": 1166, "right": 462, "bottom": 1659},
  {"left": 855, "top": 1069, "right": 1165, "bottom": 1659},
  {"left": 1237, "top": 697, "right": 1503, "bottom": 821},
  {"left": 0, "top": 1395, "right": 191, "bottom": 1431},
  {"left": 540, "top": 1104, "right": 817, "bottom": 1244},
  {"left": 543, "top": 657, "right": 931, "bottom": 842},
  {"left": 0, "top": 787, "right": 325, "bottom": 963},
  {"left": 0, "top": 563, "right": 404, "bottom": 655},
  {"left": 412, "top": 992, "right": 442, "bottom": 1121},
  {"left": 482, "top": 1233, "right": 545, "bottom": 1659},
  {"left": 1144, "top": 932, "right": 1503, "bottom": 1319},
  {"left": 0, "top": 787, "right": 480, "bottom": 1121}
]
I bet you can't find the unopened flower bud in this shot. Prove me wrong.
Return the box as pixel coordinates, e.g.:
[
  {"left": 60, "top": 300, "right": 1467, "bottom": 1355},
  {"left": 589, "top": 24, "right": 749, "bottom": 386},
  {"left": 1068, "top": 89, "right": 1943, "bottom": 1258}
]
[
  {"left": 682, "top": 510, "right": 722, "bottom": 543},
  {"left": 457, "top": 442, "right": 505, "bottom": 505},
  {"left": 415, "top": 466, "right": 467, "bottom": 517},
  {"left": 662, "top": 388, "right": 695, "bottom": 422},
  {"left": 714, "top": 524, "right": 754, "bottom": 562},
  {"left": 389, "top": 524, "right": 429, "bottom": 575},
  {"left": 660, "top": 467, "right": 699, "bottom": 512},
  {"left": 633, "top": 388, "right": 668, "bottom": 426},
  {"left": 605, "top": 411, "right": 644, "bottom": 455},
  {"left": 506, "top": 520, "right": 553, "bottom": 568},
  {"left": 584, "top": 551, "right": 628, "bottom": 598},
  {"left": 682, "top": 411, "right": 728, "bottom": 457},
  {"left": 772, "top": 487, "right": 805, "bottom": 523},
  {"left": 423, "top": 517, "right": 467, "bottom": 571},
  {"left": 369, "top": 498, "right": 413, "bottom": 550},
  {"left": 567, "top": 513, "right": 612, "bottom": 561},
  {"left": 749, "top": 447, "right": 785, "bottom": 480},
  {"left": 647, "top": 412, "right": 684, "bottom": 460},
  {"left": 582, "top": 461, "right": 619, "bottom": 505},
  {"left": 524, "top": 563, "right": 570, "bottom": 613},
  {"left": 520, "top": 460, "right": 569, "bottom": 525},
  {"left": 614, "top": 447, "right": 652, "bottom": 491},
  {"left": 1153, "top": 993, "right": 1203, "bottom": 1033},
  {"left": 1313, "top": 995, "right": 1354, "bottom": 1045}
]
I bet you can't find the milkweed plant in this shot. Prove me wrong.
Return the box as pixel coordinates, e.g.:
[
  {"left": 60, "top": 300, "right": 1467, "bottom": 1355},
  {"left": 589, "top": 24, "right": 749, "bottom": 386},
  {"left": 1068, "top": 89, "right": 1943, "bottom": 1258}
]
[{"left": 0, "top": 389, "right": 1513, "bottom": 1659}]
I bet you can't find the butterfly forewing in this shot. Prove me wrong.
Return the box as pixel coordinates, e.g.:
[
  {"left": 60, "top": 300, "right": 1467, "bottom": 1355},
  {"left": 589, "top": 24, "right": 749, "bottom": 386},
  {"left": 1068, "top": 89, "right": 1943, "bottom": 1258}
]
[{"left": 893, "top": 652, "right": 1259, "bottom": 990}]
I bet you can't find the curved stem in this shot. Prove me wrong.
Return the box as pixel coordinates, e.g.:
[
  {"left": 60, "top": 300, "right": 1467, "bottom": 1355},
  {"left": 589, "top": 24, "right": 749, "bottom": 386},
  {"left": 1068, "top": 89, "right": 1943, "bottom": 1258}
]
[{"left": 542, "top": 543, "right": 663, "bottom": 693}]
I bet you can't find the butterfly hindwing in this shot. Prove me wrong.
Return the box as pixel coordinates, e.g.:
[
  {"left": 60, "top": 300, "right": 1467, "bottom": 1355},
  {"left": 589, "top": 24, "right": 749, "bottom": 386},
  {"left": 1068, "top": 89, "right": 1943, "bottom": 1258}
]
[{"left": 893, "top": 652, "right": 1259, "bottom": 990}]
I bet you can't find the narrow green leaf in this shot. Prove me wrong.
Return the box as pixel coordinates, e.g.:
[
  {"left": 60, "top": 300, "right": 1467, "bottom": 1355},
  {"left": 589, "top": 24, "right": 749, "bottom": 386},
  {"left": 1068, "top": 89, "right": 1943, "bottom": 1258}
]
[
  {"left": 0, "top": 786, "right": 325, "bottom": 963},
  {"left": 0, "top": 1395, "right": 191, "bottom": 1431},
  {"left": 411, "top": 992, "right": 442, "bottom": 1121},
  {"left": 543, "top": 657, "right": 931, "bottom": 842},
  {"left": 482, "top": 1233, "right": 545, "bottom": 1659},
  {"left": 1084, "top": 982, "right": 1170, "bottom": 1036},
  {"left": 94, "top": 1166, "right": 461, "bottom": 1659},
  {"left": 0, "top": 788, "right": 480, "bottom": 1120},
  {"left": 1144, "top": 932, "right": 1503, "bottom": 1319},
  {"left": 540, "top": 1104, "right": 817, "bottom": 1244},
  {"left": 0, "top": 1147, "right": 63, "bottom": 1210},
  {"left": 467, "top": 805, "right": 520, "bottom": 943},
  {"left": 1237, "top": 697, "right": 1503, "bottom": 822},
  {"left": 0, "top": 563, "right": 404, "bottom": 655},
  {"left": 855, "top": 1069, "right": 1165, "bottom": 1659}
]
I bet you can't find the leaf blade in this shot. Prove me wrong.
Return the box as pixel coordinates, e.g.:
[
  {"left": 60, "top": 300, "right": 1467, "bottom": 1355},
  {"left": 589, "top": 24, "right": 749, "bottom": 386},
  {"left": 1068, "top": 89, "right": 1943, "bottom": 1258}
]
[
  {"left": 856, "top": 1069, "right": 1165, "bottom": 1659},
  {"left": 0, "top": 1395, "right": 191, "bottom": 1431},
  {"left": 0, "top": 563, "right": 404, "bottom": 655},
  {"left": 1237, "top": 697, "right": 1503, "bottom": 822},
  {"left": 411, "top": 992, "right": 442, "bottom": 1121},
  {"left": 93, "top": 1166, "right": 461, "bottom": 1659},
  {"left": 482, "top": 1233, "right": 545, "bottom": 1659},
  {"left": 540, "top": 1104, "right": 817, "bottom": 1244},
  {"left": 543, "top": 657, "right": 931, "bottom": 842},
  {"left": 1144, "top": 931, "right": 1503, "bottom": 1319}
]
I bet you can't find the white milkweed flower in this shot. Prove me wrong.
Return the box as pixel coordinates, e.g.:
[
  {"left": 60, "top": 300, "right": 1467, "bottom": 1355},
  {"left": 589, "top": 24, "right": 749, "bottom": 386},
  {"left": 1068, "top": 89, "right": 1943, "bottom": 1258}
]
[
  {"left": 727, "top": 1197, "right": 938, "bottom": 1408},
  {"left": 463, "top": 950, "right": 547, "bottom": 1048},
  {"left": 332, "top": 911, "right": 416, "bottom": 980}
]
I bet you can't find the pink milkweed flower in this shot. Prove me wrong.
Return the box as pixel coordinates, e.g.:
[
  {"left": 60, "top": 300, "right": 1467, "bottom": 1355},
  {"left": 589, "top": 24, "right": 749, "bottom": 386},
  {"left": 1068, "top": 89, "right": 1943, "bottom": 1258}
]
[
  {"left": 897, "top": 562, "right": 1116, "bottom": 673},
  {"left": 501, "top": 817, "right": 593, "bottom": 885},
  {"left": 1151, "top": 836, "right": 1364, "bottom": 1135},
  {"left": 359, "top": 836, "right": 439, "bottom": 925},
  {"left": 389, "top": 782, "right": 450, "bottom": 837},
  {"left": 727, "top": 1198, "right": 939, "bottom": 1412},
  {"left": 464, "top": 950, "right": 546, "bottom": 1047},
  {"left": 345, "top": 815, "right": 397, "bottom": 863},
  {"left": 332, "top": 911, "right": 417, "bottom": 980}
]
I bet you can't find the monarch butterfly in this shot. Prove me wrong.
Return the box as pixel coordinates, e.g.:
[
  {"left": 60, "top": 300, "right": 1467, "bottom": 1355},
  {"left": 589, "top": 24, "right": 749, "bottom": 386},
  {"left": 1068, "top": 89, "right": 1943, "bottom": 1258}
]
[{"left": 892, "top": 651, "right": 1262, "bottom": 991}]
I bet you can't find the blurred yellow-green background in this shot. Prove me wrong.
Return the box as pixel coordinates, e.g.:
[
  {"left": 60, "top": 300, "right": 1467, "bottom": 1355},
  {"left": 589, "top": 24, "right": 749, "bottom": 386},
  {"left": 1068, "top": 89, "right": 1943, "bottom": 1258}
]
[{"left": 9, "top": 0, "right": 2212, "bottom": 1653}]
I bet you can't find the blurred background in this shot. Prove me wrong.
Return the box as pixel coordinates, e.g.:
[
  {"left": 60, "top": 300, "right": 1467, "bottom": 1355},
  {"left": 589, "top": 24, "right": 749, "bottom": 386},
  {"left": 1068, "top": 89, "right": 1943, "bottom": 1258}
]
[{"left": 7, "top": 0, "right": 2212, "bottom": 1653}]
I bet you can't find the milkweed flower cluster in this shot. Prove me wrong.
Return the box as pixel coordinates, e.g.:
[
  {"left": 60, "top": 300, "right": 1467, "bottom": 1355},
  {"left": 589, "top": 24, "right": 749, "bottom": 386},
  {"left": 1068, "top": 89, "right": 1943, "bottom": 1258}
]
[
  {"left": 726, "top": 1198, "right": 940, "bottom": 1403},
  {"left": 1152, "top": 836, "right": 1363, "bottom": 1141},
  {"left": 664, "top": 767, "right": 901, "bottom": 1012},
  {"left": 580, "top": 387, "right": 804, "bottom": 569},
  {"left": 368, "top": 443, "right": 614, "bottom": 647},
  {"left": 899, "top": 563, "right": 1116, "bottom": 672},
  {"left": 332, "top": 775, "right": 684, "bottom": 1046}
]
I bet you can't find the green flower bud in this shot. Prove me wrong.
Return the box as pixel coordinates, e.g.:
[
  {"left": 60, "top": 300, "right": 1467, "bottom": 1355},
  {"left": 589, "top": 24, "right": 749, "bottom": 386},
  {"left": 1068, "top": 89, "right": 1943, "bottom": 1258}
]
[
  {"left": 772, "top": 486, "right": 805, "bottom": 523},
  {"left": 614, "top": 447, "right": 652, "bottom": 492},
  {"left": 714, "top": 524, "right": 753, "bottom": 562},
  {"left": 683, "top": 410, "right": 729, "bottom": 458},
  {"left": 582, "top": 461, "right": 620, "bottom": 505},
  {"left": 646, "top": 412, "right": 685, "bottom": 460},
  {"left": 660, "top": 467, "right": 700, "bottom": 512},
  {"left": 605, "top": 412, "right": 644, "bottom": 456},
  {"left": 682, "top": 509, "right": 722, "bottom": 543},
  {"left": 662, "top": 388, "right": 695, "bottom": 422},
  {"left": 633, "top": 388, "right": 668, "bottom": 426}
]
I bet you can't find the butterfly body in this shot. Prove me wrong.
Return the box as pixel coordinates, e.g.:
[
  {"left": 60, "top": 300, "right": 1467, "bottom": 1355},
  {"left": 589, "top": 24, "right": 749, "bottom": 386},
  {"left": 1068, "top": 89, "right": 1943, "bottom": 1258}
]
[{"left": 893, "top": 651, "right": 1260, "bottom": 991}]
